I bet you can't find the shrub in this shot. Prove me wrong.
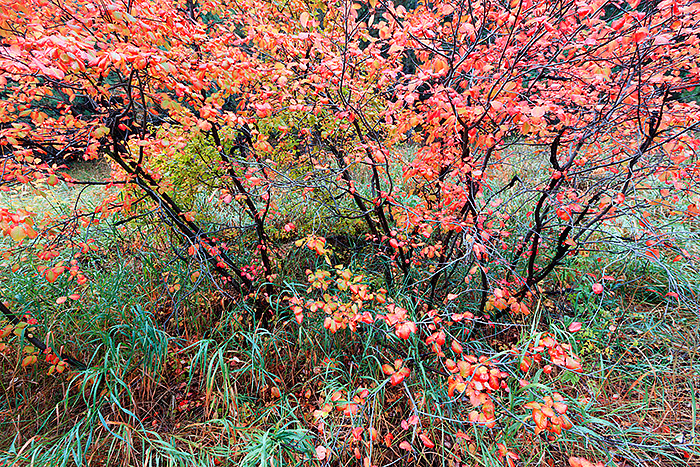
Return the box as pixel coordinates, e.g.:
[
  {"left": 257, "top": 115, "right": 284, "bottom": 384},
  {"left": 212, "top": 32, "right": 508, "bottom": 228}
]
[{"left": 1, "top": 0, "right": 700, "bottom": 465}]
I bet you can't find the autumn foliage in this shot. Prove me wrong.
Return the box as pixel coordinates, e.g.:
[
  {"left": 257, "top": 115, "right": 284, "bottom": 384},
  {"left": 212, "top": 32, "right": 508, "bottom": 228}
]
[{"left": 1, "top": 0, "right": 700, "bottom": 464}]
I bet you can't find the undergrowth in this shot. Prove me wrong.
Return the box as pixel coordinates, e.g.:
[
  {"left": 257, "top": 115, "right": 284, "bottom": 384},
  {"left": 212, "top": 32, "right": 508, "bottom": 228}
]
[{"left": 1, "top": 161, "right": 699, "bottom": 467}]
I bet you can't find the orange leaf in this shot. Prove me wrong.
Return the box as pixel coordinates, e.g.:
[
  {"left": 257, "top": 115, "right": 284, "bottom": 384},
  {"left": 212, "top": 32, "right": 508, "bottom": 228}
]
[{"left": 533, "top": 409, "right": 548, "bottom": 429}]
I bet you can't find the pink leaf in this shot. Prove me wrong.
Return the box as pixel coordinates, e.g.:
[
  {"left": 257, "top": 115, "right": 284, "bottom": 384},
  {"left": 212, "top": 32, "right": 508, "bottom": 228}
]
[
  {"left": 531, "top": 106, "right": 546, "bottom": 118},
  {"left": 315, "top": 445, "right": 327, "bottom": 460}
]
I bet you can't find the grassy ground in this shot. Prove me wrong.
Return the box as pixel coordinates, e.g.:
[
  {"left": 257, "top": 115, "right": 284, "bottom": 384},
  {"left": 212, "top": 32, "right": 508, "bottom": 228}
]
[{"left": 1, "top": 157, "right": 699, "bottom": 467}]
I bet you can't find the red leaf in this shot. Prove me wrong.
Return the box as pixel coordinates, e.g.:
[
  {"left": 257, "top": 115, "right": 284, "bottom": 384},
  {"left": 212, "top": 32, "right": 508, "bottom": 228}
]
[{"left": 419, "top": 433, "right": 435, "bottom": 449}]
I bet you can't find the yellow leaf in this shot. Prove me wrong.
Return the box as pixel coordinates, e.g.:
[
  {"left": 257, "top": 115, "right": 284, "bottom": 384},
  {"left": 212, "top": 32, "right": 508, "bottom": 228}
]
[
  {"left": 10, "top": 225, "right": 27, "bottom": 242},
  {"left": 22, "top": 355, "right": 37, "bottom": 368},
  {"left": 25, "top": 225, "right": 38, "bottom": 239},
  {"left": 433, "top": 58, "right": 448, "bottom": 74}
]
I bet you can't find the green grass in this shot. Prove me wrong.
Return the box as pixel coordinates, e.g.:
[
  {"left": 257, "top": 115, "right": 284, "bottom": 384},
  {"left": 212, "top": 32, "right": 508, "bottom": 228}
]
[{"left": 1, "top": 154, "right": 700, "bottom": 467}]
